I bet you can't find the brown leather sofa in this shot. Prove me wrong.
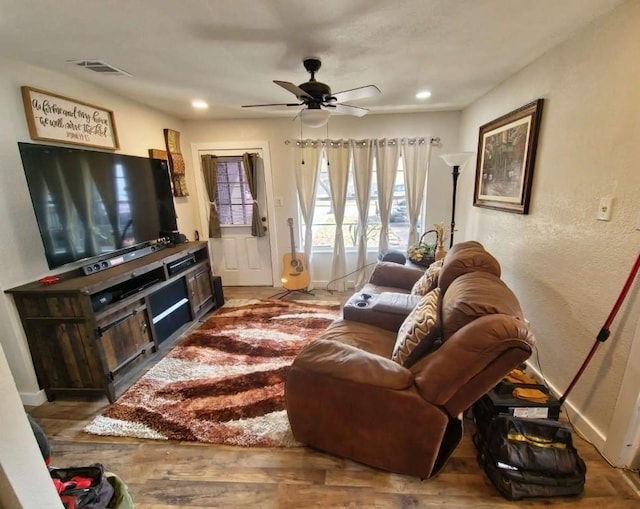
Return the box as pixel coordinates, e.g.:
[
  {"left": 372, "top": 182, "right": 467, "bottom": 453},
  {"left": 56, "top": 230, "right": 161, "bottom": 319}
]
[{"left": 285, "top": 241, "right": 535, "bottom": 478}]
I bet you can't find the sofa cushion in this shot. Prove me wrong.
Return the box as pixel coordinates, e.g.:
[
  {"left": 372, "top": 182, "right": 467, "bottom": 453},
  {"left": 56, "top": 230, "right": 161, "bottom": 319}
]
[
  {"left": 438, "top": 243, "right": 501, "bottom": 294},
  {"left": 392, "top": 287, "right": 441, "bottom": 367},
  {"left": 367, "top": 261, "right": 425, "bottom": 292},
  {"left": 441, "top": 271, "right": 524, "bottom": 341},
  {"left": 321, "top": 319, "right": 397, "bottom": 358},
  {"left": 411, "top": 260, "right": 443, "bottom": 296}
]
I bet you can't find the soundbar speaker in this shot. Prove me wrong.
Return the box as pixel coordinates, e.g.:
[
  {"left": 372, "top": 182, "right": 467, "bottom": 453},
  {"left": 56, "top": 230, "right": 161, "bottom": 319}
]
[{"left": 81, "top": 242, "right": 167, "bottom": 275}]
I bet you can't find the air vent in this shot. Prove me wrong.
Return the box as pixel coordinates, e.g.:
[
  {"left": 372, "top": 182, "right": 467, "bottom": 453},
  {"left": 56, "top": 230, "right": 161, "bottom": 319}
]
[{"left": 67, "top": 60, "right": 132, "bottom": 76}]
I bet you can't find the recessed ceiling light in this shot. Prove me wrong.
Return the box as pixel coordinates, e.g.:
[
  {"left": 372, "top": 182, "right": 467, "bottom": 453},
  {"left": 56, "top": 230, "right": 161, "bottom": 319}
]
[
  {"left": 416, "top": 90, "right": 432, "bottom": 100},
  {"left": 192, "top": 100, "right": 209, "bottom": 109}
]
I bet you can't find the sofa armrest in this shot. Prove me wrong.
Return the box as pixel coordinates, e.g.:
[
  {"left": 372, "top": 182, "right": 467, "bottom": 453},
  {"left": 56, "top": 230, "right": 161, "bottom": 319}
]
[
  {"left": 411, "top": 314, "right": 534, "bottom": 415},
  {"left": 368, "top": 262, "right": 425, "bottom": 291},
  {"left": 291, "top": 339, "right": 413, "bottom": 390}
]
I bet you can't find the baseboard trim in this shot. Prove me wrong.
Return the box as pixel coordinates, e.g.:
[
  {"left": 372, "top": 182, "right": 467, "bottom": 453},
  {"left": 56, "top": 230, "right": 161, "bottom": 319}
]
[
  {"left": 526, "top": 362, "right": 607, "bottom": 452},
  {"left": 312, "top": 280, "right": 356, "bottom": 291},
  {"left": 20, "top": 389, "right": 47, "bottom": 407}
]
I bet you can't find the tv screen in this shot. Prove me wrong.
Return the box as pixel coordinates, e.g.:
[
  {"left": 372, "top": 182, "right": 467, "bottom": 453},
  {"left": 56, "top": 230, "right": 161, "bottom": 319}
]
[{"left": 18, "top": 142, "right": 178, "bottom": 270}]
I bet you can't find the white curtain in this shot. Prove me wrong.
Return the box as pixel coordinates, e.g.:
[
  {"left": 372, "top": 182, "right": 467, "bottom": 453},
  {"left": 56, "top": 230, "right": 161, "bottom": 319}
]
[
  {"left": 325, "top": 140, "right": 351, "bottom": 291},
  {"left": 402, "top": 139, "right": 432, "bottom": 246},
  {"left": 351, "top": 139, "right": 374, "bottom": 290},
  {"left": 375, "top": 139, "right": 400, "bottom": 253},
  {"left": 293, "top": 141, "right": 322, "bottom": 289}
]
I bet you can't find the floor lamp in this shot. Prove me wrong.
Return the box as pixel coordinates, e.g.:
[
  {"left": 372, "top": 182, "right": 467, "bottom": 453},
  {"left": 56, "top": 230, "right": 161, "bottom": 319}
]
[{"left": 440, "top": 152, "right": 476, "bottom": 248}]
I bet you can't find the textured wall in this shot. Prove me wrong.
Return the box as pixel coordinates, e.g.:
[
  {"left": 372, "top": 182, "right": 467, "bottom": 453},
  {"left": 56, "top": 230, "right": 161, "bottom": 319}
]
[{"left": 458, "top": 1, "right": 640, "bottom": 446}]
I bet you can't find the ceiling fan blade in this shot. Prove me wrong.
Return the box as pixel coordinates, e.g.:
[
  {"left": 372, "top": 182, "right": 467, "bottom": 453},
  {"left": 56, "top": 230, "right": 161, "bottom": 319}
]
[
  {"left": 242, "top": 102, "right": 301, "bottom": 108},
  {"left": 325, "top": 103, "right": 369, "bottom": 117},
  {"left": 331, "top": 85, "right": 381, "bottom": 103},
  {"left": 274, "top": 80, "right": 313, "bottom": 100}
]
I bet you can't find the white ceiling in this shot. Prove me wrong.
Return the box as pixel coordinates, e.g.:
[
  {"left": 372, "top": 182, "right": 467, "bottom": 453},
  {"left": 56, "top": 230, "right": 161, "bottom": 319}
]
[{"left": 0, "top": 0, "right": 624, "bottom": 120}]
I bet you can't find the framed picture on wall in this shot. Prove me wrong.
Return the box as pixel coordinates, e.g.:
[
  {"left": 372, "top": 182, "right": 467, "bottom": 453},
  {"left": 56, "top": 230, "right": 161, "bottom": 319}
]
[
  {"left": 21, "top": 86, "right": 120, "bottom": 150},
  {"left": 473, "top": 99, "right": 544, "bottom": 214}
]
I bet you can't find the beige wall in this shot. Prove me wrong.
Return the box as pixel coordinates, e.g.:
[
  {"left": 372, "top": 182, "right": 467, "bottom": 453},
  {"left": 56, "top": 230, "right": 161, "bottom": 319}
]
[{"left": 458, "top": 0, "right": 640, "bottom": 454}]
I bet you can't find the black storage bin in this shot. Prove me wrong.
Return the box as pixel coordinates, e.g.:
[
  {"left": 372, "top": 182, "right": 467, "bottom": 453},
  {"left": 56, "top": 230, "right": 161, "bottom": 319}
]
[{"left": 473, "top": 383, "right": 561, "bottom": 443}]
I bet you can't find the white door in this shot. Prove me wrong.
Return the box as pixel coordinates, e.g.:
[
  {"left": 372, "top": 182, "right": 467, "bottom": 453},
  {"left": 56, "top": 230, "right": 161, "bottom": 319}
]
[{"left": 192, "top": 142, "right": 276, "bottom": 286}]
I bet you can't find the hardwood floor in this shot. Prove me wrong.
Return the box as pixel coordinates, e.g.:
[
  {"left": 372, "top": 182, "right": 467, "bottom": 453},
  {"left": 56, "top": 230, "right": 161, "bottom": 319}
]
[{"left": 27, "top": 287, "right": 640, "bottom": 508}]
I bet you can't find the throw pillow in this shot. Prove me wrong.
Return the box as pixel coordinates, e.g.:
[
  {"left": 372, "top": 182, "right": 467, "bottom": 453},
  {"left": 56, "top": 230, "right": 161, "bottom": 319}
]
[
  {"left": 392, "top": 287, "right": 442, "bottom": 367},
  {"left": 410, "top": 260, "right": 443, "bottom": 296}
]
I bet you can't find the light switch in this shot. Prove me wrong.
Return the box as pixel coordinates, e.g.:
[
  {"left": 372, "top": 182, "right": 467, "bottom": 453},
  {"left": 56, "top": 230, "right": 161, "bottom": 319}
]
[{"left": 597, "top": 197, "right": 613, "bottom": 221}]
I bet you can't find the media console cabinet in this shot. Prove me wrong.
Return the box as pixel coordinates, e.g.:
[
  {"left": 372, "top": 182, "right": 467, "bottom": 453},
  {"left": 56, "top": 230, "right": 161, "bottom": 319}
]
[{"left": 7, "top": 241, "right": 216, "bottom": 403}]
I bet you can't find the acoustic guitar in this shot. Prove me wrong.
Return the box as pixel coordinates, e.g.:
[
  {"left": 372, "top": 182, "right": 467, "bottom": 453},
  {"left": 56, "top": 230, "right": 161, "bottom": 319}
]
[{"left": 281, "top": 218, "right": 310, "bottom": 290}]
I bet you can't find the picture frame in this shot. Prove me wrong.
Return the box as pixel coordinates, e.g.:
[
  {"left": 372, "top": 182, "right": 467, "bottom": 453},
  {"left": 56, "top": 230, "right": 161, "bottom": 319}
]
[
  {"left": 473, "top": 99, "right": 544, "bottom": 214},
  {"left": 21, "top": 86, "right": 120, "bottom": 150}
]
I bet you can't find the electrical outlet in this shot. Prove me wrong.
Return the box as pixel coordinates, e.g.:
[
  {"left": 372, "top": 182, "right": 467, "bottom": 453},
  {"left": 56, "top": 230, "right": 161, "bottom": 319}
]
[
  {"left": 274, "top": 196, "right": 283, "bottom": 207},
  {"left": 597, "top": 197, "right": 613, "bottom": 221}
]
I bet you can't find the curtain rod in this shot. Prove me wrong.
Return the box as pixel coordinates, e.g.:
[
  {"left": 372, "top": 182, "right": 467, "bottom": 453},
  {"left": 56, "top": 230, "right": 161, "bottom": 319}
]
[{"left": 285, "top": 137, "right": 441, "bottom": 147}]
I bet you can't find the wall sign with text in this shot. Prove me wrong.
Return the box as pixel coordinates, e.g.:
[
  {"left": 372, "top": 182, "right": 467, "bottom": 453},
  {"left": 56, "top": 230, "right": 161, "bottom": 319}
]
[{"left": 21, "top": 86, "right": 120, "bottom": 150}]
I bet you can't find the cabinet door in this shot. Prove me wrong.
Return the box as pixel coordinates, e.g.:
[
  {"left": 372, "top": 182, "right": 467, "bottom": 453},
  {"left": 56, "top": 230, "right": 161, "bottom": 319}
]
[
  {"left": 96, "top": 302, "right": 153, "bottom": 378},
  {"left": 186, "top": 266, "right": 214, "bottom": 317},
  {"left": 24, "top": 320, "right": 103, "bottom": 391}
]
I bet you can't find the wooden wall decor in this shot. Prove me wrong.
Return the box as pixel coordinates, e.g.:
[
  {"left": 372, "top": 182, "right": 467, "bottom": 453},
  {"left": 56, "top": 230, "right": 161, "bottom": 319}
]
[
  {"left": 21, "top": 86, "right": 119, "bottom": 150},
  {"left": 163, "top": 129, "right": 189, "bottom": 197},
  {"left": 148, "top": 148, "right": 168, "bottom": 161}
]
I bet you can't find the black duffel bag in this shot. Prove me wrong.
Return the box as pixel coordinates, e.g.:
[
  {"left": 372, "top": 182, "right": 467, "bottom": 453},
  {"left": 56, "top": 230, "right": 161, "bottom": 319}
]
[{"left": 476, "top": 416, "right": 586, "bottom": 500}]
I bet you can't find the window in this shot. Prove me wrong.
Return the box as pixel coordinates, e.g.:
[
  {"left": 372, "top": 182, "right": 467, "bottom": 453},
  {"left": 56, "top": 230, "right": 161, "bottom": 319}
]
[
  {"left": 214, "top": 157, "right": 253, "bottom": 225},
  {"left": 309, "top": 151, "right": 412, "bottom": 250}
]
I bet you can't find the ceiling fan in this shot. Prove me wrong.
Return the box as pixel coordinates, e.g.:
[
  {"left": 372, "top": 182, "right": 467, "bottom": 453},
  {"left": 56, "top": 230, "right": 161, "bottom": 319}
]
[{"left": 242, "top": 58, "right": 381, "bottom": 127}]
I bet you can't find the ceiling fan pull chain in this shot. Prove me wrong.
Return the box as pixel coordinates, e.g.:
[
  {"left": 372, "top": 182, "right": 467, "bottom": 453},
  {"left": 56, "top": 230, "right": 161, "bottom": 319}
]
[{"left": 300, "top": 120, "right": 305, "bottom": 165}]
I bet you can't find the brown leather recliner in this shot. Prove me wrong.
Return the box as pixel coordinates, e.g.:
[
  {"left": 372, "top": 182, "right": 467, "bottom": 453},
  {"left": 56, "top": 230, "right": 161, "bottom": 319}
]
[{"left": 285, "top": 241, "right": 535, "bottom": 478}]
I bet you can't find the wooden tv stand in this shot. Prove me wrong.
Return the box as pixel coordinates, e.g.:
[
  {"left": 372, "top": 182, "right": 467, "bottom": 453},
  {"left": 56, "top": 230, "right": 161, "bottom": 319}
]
[{"left": 7, "top": 241, "right": 216, "bottom": 403}]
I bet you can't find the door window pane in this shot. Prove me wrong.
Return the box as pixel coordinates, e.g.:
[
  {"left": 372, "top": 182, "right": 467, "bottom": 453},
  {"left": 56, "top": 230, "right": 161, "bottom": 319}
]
[{"left": 215, "top": 158, "right": 253, "bottom": 225}]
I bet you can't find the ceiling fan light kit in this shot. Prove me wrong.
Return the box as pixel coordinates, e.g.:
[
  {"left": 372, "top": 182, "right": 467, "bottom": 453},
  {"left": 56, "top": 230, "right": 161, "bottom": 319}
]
[
  {"left": 300, "top": 108, "right": 330, "bottom": 128},
  {"left": 242, "top": 58, "right": 380, "bottom": 123}
]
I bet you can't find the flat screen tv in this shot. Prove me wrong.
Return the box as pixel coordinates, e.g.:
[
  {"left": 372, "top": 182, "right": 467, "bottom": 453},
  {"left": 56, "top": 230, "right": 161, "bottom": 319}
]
[{"left": 18, "top": 142, "right": 178, "bottom": 270}]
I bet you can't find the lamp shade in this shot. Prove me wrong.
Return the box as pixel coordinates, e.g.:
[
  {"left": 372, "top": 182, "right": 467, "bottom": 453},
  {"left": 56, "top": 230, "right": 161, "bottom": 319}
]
[
  {"left": 300, "top": 108, "right": 330, "bottom": 128},
  {"left": 440, "top": 152, "right": 475, "bottom": 168}
]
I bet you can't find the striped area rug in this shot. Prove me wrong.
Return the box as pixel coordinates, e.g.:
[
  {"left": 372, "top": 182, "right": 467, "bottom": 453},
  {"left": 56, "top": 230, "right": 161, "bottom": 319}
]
[{"left": 84, "top": 298, "right": 340, "bottom": 447}]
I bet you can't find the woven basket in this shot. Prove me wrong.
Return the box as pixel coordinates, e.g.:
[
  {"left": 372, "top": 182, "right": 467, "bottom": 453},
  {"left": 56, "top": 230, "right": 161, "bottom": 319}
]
[{"left": 407, "top": 230, "right": 438, "bottom": 267}]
